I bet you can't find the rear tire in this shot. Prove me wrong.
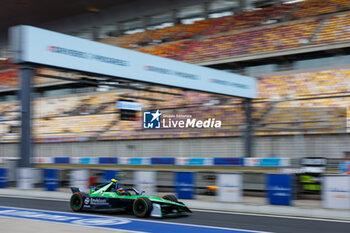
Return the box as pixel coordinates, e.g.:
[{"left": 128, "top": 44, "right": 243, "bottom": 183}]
[
  {"left": 132, "top": 197, "right": 152, "bottom": 217},
  {"left": 70, "top": 192, "right": 85, "bottom": 212},
  {"left": 162, "top": 194, "right": 178, "bottom": 202}
]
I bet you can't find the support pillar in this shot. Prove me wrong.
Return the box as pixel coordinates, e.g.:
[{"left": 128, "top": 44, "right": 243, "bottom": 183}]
[
  {"left": 141, "top": 16, "right": 149, "bottom": 30},
  {"left": 243, "top": 99, "right": 254, "bottom": 158},
  {"left": 19, "top": 66, "right": 34, "bottom": 168},
  {"left": 237, "top": 0, "right": 247, "bottom": 14},
  {"left": 203, "top": 2, "right": 210, "bottom": 19},
  {"left": 275, "top": 0, "right": 282, "bottom": 6},
  {"left": 172, "top": 9, "right": 180, "bottom": 25}
]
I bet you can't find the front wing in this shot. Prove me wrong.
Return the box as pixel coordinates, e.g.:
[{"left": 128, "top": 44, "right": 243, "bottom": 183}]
[{"left": 151, "top": 201, "right": 191, "bottom": 218}]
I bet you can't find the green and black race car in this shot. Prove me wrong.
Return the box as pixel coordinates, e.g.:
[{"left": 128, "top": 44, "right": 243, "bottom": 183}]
[{"left": 70, "top": 179, "right": 191, "bottom": 218}]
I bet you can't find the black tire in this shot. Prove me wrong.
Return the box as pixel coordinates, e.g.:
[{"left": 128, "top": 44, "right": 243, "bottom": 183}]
[
  {"left": 70, "top": 192, "right": 85, "bottom": 212},
  {"left": 162, "top": 194, "right": 178, "bottom": 203},
  {"left": 132, "top": 197, "right": 152, "bottom": 218}
]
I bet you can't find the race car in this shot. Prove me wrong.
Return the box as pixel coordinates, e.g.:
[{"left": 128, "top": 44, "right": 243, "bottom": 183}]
[{"left": 70, "top": 179, "right": 191, "bottom": 218}]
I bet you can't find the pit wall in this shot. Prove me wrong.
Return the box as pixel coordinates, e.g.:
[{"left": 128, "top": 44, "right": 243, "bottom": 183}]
[{"left": 1, "top": 134, "right": 350, "bottom": 159}]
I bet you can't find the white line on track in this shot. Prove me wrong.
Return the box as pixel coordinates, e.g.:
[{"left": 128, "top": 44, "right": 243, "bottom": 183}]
[
  {"left": 0, "top": 194, "right": 68, "bottom": 202},
  {"left": 1, "top": 195, "right": 349, "bottom": 224},
  {"left": 192, "top": 209, "right": 350, "bottom": 224},
  {"left": 0, "top": 205, "right": 273, "bottom": 233}
]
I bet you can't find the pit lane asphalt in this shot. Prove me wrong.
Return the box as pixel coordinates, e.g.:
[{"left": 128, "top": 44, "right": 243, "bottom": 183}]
[{"left": 0, "top": 196, "right": 348, "bottom": 233}]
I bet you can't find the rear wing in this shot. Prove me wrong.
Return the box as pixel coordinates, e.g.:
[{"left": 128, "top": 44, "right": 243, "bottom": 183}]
[{"left": 70, "top": 187, "right": 81, "bottom": 193}]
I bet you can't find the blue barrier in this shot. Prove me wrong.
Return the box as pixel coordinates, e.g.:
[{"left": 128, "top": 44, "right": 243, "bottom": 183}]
[
  {"left": 151, "top": 158, "right": 175, "bottom": 165},
  {"left": 0, "top": 168, "right": 7, "bottom": 188},
  {"left": 44, "top": 169, "right": 58, "bottom": 191},
  {"left": 103, "top": 170, "right": 118, "bottom": 183},
  {"left": 176, "top": 172, "right": 195, "bottom": 199},
  {"left": 98, "top": 157, "right": 118, "bottom": 165},
  {"left": 214, "top": 158, "right": 243, "bottom": 166},
  {"left": 266, "top": 174, "right": 292, "bottom": 206}
]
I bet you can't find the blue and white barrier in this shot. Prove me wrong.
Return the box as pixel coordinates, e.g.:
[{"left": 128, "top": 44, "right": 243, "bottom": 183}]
[
  {"left": 134, "top": 171, "right": 156, "bottom": 196},
  {"left": 44, "top": 169, "right": 59, "bottom": 191},
  {"left": 70, "top": 169, "right": 89, "bottom": 192},
  {"left": 0, "top": 168, "right": 7, "bottom": 188},
  {"left": 17, "top": 168, "right": 34, "bottom": 190},
  {"left": 103, "top": 170, "right": 118, "bottom": 183},
  {"left": 266, "top": 174, "right": 293, "bottom": 206},
  {"left": 28, "top": 157, "right": 291, "bottom": 168},
  {"left": 216, "top": 173, "right": 242, "bottom": 202},
  {"left": 175, "top": 172, "right": 195, "bottom": 199},
  {"left": 322, "top": 175, "right": 350, "bottom": 210}
]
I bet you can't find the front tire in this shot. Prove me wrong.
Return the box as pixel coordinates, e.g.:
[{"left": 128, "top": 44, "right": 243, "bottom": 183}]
[
  {"left": 70, "top": 192, "right": 85, "bottom": 212},
  {"left": 132, "top": 197, "right": 152, "bottom": 217}
]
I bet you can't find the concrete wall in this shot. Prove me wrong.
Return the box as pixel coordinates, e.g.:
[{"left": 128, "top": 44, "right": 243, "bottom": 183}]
[{"left": 1, "top": 134, "right": 350, "bottom": 158}]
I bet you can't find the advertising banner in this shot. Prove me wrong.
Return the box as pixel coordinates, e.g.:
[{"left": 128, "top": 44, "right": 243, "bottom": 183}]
[
  {"left": 70, "top": 169, "right": 89, "bottom": 192},
  {"left": 322, "top": 175, "right": 350, "bottom": 210},
  {"left": 0, "top": 168, "right": 7, "bottom": 188},
  {"left": 134, "top": 171, "right": 156, "bottom": 196},
  {"left": 245, "top": 158, "right": 290, "bottom": 167},
  {"left": 176, "top": 158, "right": 213, "bottom": 166},
  {"left": 266, "top": 174, "right": 293, "bottom": 206},
  {"left": 33, "top": 157, "right": 53, "bottom": 164},
  {"left": 151, "top": 158, "right": 175, "bottom": 165},
  {"left": 17, "top": 167, "right": 34, "bottom": 190},
  {"left": 216, "top": 173, "right": 242, "bottom": 202},
  {"left": 175, "top": 172, "right": 195, "bottom": 199},
  {"left": 54, "top": 157, "right": 70, "bottom": 164},
  {"left": 10, "top": 25, "right": 256, "bottom": 98},
  {"left": 44, "top": 169, "right": 58, "bottom": 191},
  {"left": 214, "top": 158, "right": 243, "bottom": 166},
  {"left": 98, "top": 157, "right": 118, "bottom": 165},
  {"left": 119, "top": 157, "right": 150, "bottom": 165}
]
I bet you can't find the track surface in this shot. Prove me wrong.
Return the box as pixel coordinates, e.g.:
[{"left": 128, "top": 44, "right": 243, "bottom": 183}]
[{"left": 0, "top": 197, "right": 348, "bottom": 233}]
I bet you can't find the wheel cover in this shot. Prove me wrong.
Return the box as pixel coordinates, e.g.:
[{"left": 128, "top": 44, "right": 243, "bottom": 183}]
[
  {"left": 134, "top": 200, "right": 146, "bottom": 215},
  {"left": 71, "top": 194, "right": 82, "bottom": 210}
]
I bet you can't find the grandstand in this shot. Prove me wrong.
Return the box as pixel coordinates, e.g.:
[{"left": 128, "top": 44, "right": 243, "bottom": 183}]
[{"left": 0, "top": 0, "right": 350, "bottom": 159}]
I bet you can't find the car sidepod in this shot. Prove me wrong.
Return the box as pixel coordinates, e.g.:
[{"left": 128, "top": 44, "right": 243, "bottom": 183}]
[{"left": 82, "top": 196, "right": 134, "bottom": 211}]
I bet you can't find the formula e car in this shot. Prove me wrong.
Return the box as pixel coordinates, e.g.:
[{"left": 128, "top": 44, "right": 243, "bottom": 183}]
[{"left": 70, "top": 179, "right": 191, "bottom": 218}]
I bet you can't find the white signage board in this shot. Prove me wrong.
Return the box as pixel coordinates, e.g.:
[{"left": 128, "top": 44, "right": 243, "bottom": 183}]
[
  {"left": 17, "top": 167, "right": 33, "bottom": 190},
  {"left": 70, "top": 169, "right": 90, "bottom": 192},
  {"left": 10, "top": 25, "right": 256, "bottom": 98},
  {"left": 322, "top": 175, "right": 350, "bottom": 210},
  {"left": 134, "top": 171, "right": 156, "bottom": 196},
  {"left": 216, "top": 173, "right": 242, "bottom": 202}
]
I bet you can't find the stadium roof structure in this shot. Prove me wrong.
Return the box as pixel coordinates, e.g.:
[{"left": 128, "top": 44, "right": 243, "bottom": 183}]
[
  {"left": 0, "top": 0, "right": 273, "bottom": 44},
  {"left": 11, "top": 25, "right": 256, "bottom": 98},
  {"left": 0, "top": 0, "right": 123, "bottom": 33},
  {"left": 10, "top": 25, "right": 257, "bottom": 167},
  {"left": 0, "top": 0, "right": 220, "bottom": 34}
]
